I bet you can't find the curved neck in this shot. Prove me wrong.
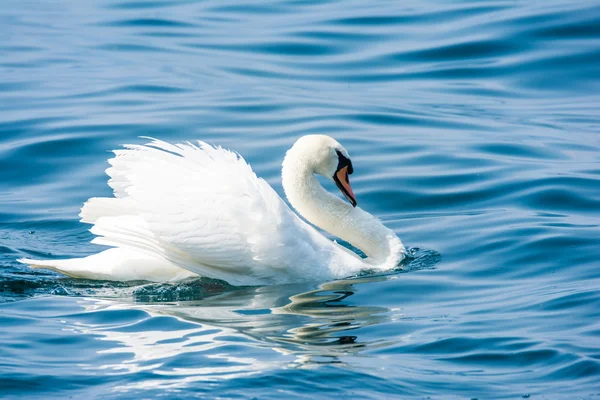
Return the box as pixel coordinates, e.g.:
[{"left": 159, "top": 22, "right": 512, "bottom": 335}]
[{"left": 282, "top": 151, "right": 404, "bottom": 267}]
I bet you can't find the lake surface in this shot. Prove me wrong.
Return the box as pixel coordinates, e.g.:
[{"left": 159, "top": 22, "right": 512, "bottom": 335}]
[{"left": 1, "top": 0, "right": 600, "bottom": 398}]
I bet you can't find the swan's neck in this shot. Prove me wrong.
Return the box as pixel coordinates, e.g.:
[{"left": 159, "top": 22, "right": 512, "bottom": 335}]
[{"left": 282, "top": 154, "right": 404, "bottom": 267}]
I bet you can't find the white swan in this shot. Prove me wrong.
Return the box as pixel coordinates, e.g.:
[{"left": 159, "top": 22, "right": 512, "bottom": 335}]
[{"left": 19, "top": 135, "right": 405, "bottom": 286}]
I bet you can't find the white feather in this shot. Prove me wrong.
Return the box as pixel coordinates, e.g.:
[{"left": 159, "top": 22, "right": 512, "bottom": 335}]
[{"left": 19, "top": 248, "right": 196, "bottom": 282}]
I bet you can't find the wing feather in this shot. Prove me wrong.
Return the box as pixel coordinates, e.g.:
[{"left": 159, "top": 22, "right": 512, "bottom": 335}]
[{"left": 82, "top": 138, "right": 326, "bottom": 285}]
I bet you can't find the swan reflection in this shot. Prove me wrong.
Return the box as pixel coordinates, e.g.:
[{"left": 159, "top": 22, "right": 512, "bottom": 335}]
[
  {"left": 71, "top": 250, "right": 437, "bottom": 392},
  {"left": 135, "top": 275, "right": 392, "bottom": 358},
  {"left": 71, "top": 275, "right": 393, "bottom": 391}
]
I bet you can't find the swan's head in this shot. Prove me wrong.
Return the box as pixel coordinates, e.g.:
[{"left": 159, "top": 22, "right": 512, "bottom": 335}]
[{"left": 285, "top": 134, "right": 357, "bottom": 207}]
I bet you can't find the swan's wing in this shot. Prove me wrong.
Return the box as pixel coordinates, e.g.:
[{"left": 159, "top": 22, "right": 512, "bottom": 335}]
[
  {"left": 81, "top": 138, "right": 330, "bottom": 285},
  {"left": 19, "top": 248, "right": 197, "bottom": 282}
]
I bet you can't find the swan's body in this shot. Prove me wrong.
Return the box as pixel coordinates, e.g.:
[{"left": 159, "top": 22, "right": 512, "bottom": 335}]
[{"left": 19, "top": 135, "right": 405, "bottom": 285}]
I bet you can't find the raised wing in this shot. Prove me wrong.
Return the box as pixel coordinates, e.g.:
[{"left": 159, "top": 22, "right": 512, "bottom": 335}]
[{"left": 80, "top": 138, "right": 327, "bottom": 285}]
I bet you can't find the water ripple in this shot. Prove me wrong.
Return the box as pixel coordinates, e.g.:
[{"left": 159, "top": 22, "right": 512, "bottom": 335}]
[{"left": 1, "top": 0, "right": 600, "bottom": 398}]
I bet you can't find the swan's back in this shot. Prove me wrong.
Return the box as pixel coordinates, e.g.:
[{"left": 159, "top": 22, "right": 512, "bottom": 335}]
[{"left": 79, "top": 139, "right": 345, "bottom": 285}]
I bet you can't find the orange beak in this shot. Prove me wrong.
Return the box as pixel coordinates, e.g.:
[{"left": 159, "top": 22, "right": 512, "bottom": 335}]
[{"left": 334, "top": 165, "right": 357, "bottom": 207}]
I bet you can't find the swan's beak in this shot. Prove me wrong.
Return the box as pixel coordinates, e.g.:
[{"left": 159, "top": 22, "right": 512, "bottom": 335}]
[{"left": 334, "top": 166, "right": 357, "bottom": 207}]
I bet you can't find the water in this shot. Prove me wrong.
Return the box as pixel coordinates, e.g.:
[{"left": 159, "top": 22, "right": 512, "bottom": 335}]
[{"left": 1, "top": 0, "right": 599, "bottom": 398}]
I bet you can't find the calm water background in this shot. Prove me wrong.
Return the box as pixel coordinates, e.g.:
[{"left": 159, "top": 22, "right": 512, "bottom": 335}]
[{"left": 1, "top": 0, "right": 600, "bottom": 398}]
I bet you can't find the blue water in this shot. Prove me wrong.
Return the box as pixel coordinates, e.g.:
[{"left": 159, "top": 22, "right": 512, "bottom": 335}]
[{"left": 1, "top": 0, "right": 600, "bottom": 398}]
